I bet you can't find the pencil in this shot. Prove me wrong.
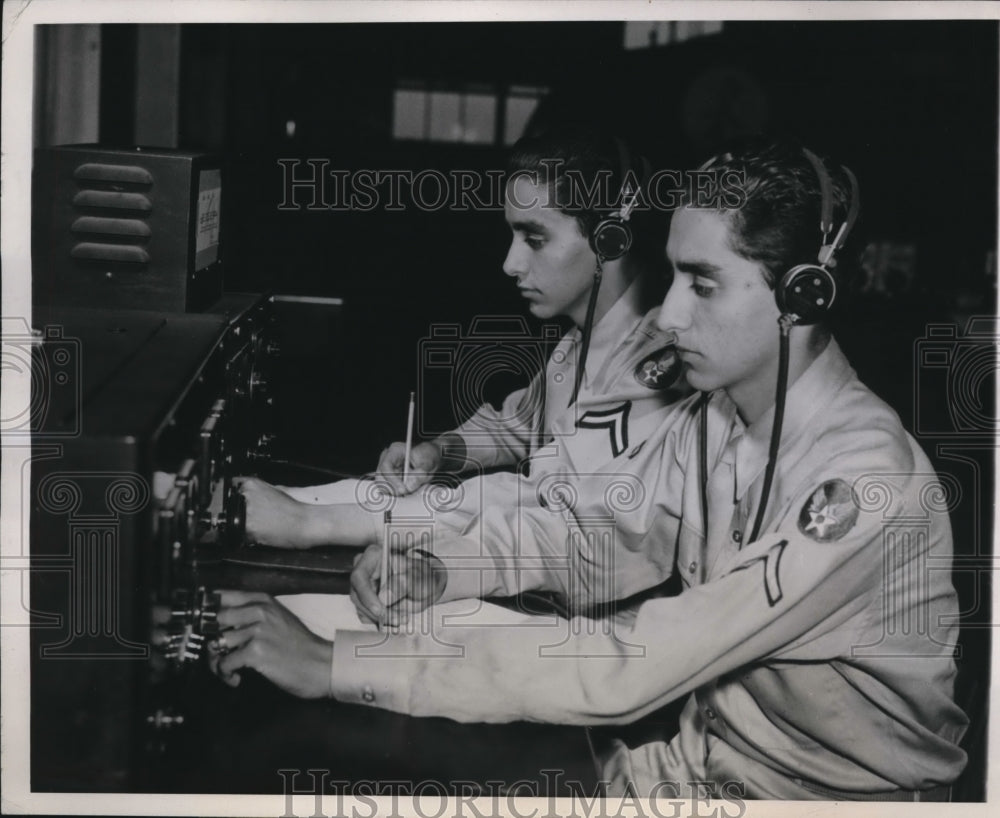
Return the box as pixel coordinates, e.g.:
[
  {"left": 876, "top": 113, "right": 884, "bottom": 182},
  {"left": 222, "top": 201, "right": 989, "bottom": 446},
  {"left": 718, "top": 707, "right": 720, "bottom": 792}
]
[
  {"left": 402, "top": 391, "right": 415, "bottom": 488},
  {"left": 380, "top": 509, "right": 390, "bottom": 630},
  {"left": 380, "top": 393, "right": 413, "bottom": 631}
]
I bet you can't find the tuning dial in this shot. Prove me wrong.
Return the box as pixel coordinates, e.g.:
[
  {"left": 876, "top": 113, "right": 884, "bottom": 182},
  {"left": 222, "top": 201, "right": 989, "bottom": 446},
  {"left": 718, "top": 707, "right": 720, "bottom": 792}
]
[
  {"left": 216, "top": 486, "right": 247, "bottom": 548},
  {"left": 199, "top": 485, "right": 247, "bottom": 547}
]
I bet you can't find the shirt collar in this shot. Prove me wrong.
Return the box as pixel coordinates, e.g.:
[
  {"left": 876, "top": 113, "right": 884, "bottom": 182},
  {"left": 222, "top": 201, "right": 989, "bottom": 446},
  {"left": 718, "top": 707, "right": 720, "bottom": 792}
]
[
  {"left": 573, "top": 276, "right": 646, "bottom": 378},
  {"left": 590, "top": 276, "right": 645, "bottom": 349},
  {"left": 724, "top": 338, "right": 855, "bottom": 499}
]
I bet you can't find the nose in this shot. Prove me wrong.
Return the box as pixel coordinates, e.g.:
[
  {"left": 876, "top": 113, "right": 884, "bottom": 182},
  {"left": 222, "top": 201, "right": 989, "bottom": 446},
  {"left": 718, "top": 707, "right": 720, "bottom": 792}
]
[
  {"left": 503, "top": 237, "right": 526, "bottom": 279},
  {"left": 656, "top": 279, "right": 689, "bottom": 336}
]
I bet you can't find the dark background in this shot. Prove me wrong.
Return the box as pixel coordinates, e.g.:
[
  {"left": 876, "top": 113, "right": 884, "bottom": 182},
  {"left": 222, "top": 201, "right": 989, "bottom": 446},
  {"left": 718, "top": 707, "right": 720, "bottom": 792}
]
[{"left": 88, "top": 20, "right": 999, "bottom": 469}]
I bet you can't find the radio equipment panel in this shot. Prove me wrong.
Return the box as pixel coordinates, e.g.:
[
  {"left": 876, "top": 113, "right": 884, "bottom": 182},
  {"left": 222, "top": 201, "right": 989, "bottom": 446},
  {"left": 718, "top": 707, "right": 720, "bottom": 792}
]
[{"left": 30, "top": 294, "right": 276, "bottom": 791}]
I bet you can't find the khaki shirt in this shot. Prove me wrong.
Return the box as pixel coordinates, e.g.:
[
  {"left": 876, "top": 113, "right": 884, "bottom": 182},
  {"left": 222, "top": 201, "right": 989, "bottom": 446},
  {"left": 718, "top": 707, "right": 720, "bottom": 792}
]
[{"left": 330, "top": 339, "right": 968, "bottom": 796}]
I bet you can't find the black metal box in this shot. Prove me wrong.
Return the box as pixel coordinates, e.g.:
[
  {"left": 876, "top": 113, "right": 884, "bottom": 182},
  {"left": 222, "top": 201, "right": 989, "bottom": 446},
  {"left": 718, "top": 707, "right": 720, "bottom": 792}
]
[{"left": 32, "top": 145, "right": 224, "bottom": 312}]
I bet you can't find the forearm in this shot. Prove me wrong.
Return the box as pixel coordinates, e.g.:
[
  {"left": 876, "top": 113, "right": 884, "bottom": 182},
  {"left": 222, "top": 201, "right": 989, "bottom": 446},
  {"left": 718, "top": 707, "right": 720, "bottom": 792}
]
[
  {"left": 330, "top": 532, "right": 878, "bottom": 725},
  {"left": 328, "top": 605, "right": 673, "bottom": 725},
  {"left": 296, "top": 502, "right": 381, "bottom": 547},
  {"left": 431, "top": 490, "right": 678, "bottom": 608}
]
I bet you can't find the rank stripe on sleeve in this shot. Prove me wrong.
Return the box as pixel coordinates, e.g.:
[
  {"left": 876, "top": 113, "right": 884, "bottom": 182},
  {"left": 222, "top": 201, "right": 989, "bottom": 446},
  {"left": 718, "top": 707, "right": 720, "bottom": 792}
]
[
  {"left": 730, "top": 539, "right": 788, "bottom": 607},
  {"left": 578, "top": 401, "right": 631, "bottom": 458}
]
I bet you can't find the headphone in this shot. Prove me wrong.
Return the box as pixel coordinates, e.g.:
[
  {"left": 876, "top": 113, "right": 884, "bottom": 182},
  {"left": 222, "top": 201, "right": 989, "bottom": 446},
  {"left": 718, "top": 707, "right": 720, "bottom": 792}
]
[
  {"left": 570, "top": 138, "right": 649, "bottom": 406},
  {"left": 775, "top": 148, "right": 861, "bottom": 325},
  {"left": 588, "top": 138, "right": 650, "bottom": 261}
]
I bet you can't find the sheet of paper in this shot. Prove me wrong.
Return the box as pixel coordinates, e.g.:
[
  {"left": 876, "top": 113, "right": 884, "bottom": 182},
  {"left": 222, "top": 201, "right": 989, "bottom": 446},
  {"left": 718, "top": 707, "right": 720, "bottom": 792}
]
[{"left": 276, "top": 593, "right": 553, "bottom": 641}]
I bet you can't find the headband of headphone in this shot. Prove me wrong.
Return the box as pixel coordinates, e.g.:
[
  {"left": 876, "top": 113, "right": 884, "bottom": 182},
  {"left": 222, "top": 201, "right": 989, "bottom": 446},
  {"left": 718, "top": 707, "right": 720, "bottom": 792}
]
[
  {"left": 698, "top": 145, "right": 860, "bottom": 325},
  {"left": 588, "top": 137, "right": 650, "bottom": 261}
]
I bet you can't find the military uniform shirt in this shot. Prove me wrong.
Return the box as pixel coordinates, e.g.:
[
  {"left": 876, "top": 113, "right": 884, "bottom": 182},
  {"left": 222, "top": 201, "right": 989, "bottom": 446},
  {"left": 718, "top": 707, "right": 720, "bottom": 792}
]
[{"left": 329, "top": 339, "right": 968, "bottom": 798}]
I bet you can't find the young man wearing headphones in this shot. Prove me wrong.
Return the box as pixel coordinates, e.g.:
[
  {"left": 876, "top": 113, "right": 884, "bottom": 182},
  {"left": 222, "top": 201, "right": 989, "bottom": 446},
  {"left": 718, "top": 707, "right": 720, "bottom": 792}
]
[
  {"left": 237, "top": 129, "right": 689, "bottom": 612},
  {"left": 214, "top": 138, "right": 967, "bottom": 800}
]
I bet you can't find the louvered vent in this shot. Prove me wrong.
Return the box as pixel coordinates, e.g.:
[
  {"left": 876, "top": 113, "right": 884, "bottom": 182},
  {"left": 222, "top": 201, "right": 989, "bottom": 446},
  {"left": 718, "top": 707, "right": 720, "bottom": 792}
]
[{"left": 69, "top": 162, "right": 153, "bottom": 267}]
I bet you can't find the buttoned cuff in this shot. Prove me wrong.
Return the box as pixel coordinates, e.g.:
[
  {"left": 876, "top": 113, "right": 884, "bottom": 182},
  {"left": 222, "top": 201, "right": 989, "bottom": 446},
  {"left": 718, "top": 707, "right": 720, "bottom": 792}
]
[{"left": 330, "top": 630, "right": 419, "bottom": 710}]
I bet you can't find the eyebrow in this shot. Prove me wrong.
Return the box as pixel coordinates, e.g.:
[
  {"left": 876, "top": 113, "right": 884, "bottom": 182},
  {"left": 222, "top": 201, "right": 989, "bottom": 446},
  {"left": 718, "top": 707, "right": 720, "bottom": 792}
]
[
  {"left": 508, "top": 219, "right": 548, "bottom": 234},
  {"left": 671, "top": 260, "right": 724, "bottom": 277}
]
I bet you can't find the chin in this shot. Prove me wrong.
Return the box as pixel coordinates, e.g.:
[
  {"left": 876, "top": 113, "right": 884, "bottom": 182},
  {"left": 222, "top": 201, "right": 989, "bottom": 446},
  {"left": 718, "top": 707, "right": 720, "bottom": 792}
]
[
  {"left": 525, "top": 302, "right": 555, "bottom": 319},
  {"left": 682, "top": 366, "right": 719, "bottom": 394}
]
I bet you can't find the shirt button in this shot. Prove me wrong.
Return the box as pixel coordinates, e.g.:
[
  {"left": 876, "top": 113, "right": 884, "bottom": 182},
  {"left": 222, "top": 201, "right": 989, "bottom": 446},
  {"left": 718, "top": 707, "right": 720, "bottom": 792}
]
[
  {"left": 362, "top": 686, "right": 376, "bottom": 703},
  {"left": 704, "top": 707, "right": 717, "bottom": 720},
  {"left": 732, "top": 530, "right": 742, "bottom": 543},
  {"left": 688, "top": 561, "right": 697, "bottom": 574}
]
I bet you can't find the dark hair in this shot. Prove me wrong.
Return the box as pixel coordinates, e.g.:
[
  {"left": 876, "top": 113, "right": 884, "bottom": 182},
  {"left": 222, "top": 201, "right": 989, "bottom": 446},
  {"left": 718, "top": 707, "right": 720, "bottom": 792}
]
[
  {"left": 506, "top": 128, "right": 666, "bottom": 268},
  {"left": 700, "top": 137, "right": 862, "bottom": 292}
]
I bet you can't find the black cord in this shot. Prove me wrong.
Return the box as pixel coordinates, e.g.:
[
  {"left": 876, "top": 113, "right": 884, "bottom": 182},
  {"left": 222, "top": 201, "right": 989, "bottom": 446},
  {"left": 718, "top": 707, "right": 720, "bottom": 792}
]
[
  {"left": 263, "top": 458, "right": 360, "bottom": 480},
  {"left": 747, "top": 316, "right": 793, "bottom": 544},
  {"left": 578, "top": 325, "right": 791, "bottom": 778},
  {"left": 532, "top": 370, "right": 548, "bottom": 468},
  {"left": 569, "top": 265, "right": 604, "bottom": 406},
  {"left": 699, "top": 392, "right": 710, "bottom": 536}
]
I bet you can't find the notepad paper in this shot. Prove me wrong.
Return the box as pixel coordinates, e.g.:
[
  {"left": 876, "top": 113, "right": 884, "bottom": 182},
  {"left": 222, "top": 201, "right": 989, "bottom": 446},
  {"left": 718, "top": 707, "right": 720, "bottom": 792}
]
[{"left": 276, "top": 593, "right": 554, "bottom": 642}]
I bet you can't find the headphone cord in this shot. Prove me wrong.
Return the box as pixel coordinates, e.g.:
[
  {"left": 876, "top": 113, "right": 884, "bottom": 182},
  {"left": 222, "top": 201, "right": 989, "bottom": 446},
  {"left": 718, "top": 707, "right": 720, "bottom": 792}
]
[
  {"left": 747, "top": 315, "right": 794, "bottom": 543},
  {"left": 699, "top": 392, "right": 710, "bottom": 537},
  {"left": 569, "top": 261, "right": 604, "bottom": 407}
]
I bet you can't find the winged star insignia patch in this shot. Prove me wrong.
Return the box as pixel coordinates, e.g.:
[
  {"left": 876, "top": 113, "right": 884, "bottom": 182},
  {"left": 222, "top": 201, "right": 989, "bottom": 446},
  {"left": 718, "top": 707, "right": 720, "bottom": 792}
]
[
  {"left": 634, "top": 345, "right": 680, "bottom": 390},
  {"left": 797, "top": 479, "right": 860, "bottom": 542}
]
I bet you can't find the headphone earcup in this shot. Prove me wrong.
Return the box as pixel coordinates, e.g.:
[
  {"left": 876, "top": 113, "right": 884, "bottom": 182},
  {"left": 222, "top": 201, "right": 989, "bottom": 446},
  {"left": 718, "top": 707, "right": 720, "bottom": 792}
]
[
  {"left": 590, "top": 217, "right": 633, "bottom": 261},
  {"left": 776, "top": 264, "right": 837, "bottom": 325}
]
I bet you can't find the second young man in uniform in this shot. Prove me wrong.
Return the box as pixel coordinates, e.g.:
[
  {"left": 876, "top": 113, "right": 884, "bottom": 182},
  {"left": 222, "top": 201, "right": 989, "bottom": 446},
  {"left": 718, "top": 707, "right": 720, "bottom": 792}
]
[{"left": 238, "top": 130, "right": 689, "bottom": 612}]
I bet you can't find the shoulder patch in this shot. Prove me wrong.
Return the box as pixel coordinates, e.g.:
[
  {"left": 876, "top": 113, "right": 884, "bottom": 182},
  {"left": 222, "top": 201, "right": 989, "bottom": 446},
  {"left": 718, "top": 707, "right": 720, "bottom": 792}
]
[
  {"left": 634, "top": 345, "right": 681, "bottom": 390},
  {"left": 797, "top": 479, "right": 860, "bottom": 542}
]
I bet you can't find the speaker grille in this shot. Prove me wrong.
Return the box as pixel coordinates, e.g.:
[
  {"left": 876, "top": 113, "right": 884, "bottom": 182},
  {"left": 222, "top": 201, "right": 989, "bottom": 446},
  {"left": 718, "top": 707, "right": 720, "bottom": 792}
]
[
  {"left": 70, "top": 243, "right": 150, "bottom": 264},
  {"left": 72, "top": 190, "right": 152, "bottom": 211},
  {"left": 71, "top": 216, "right": 152, "bottom": 237},
  {"left": 70, "top": 162, "right": 153, "bottom": 267},
  {"left": 73, "top": 163, "right": 153, "bottom": 185}
]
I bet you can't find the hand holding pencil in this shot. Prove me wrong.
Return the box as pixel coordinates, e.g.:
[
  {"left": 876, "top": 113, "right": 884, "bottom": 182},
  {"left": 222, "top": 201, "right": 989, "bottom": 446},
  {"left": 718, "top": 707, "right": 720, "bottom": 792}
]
[
  {"left": 379, "top": 391, "right": 415, "bottom": 630},
  {"left": 374, "top": 392, "right": 444, "bottom": 496},
  {"left": 351, "top": 537, "right": 448, "bottom": 630}
]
